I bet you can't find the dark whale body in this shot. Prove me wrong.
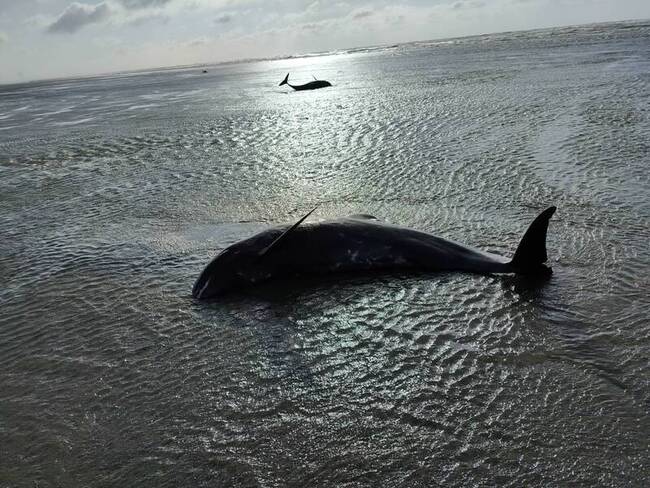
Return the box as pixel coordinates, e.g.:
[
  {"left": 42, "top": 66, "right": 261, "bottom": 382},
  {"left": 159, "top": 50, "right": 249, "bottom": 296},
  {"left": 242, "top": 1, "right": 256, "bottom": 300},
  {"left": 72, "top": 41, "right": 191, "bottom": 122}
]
[
  {"left": 279, "top": 73, "right": 332, "bottom": 91},
  {"left": 192, "top": 207, "right": 556, "bottom": 299}
]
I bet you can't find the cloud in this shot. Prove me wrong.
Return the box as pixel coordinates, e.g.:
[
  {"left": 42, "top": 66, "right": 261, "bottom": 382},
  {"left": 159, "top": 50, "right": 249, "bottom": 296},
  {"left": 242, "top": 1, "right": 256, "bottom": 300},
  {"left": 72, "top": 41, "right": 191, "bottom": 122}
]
[
  {"left": 214, "top": 13, "right": 232, "bottom": 24},
  {"left": 127, "top": 12, "right": 170, "bottom": 26},
  {"left": 24, "top": 14, "right": 51, "bottom": 28},
  {"left": 385, "top": 14, "right": 405, "bottom": 25},
  {"left": 118, "top": 0, "right": 173, "bottom": 9},
  {"left": 182, "top": 37, "right": 210, "bottom": 47},
  {"left": 0, "top": 0, "right": 40, "bottom": 14},
  {"left": 453, "top": 1, "right": 486, "bottom": 10},
  {"left": 352, "top": 10, "right": 374, "bottom": 20},
  {"left": 47, "top": 2, "right": 111, "bottom": 34},
  {"left": 301, "top": 22, "right": 323, "bottom": 32}
]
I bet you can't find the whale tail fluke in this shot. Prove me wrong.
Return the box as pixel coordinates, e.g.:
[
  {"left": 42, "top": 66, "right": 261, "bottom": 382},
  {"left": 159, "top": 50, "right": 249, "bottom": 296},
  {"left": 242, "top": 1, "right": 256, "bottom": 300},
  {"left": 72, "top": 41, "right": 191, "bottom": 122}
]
[
  {"left": 279, "top": 73, "right": 290, "bottom": 86},
  {"left": 510, "top": 206, "right": 556, "bottom": 275}
]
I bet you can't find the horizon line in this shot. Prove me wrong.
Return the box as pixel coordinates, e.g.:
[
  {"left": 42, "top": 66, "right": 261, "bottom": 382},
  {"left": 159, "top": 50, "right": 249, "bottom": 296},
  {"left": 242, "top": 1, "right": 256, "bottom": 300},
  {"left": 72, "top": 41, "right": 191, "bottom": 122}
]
[{"left": 1, "top": 17, "right": 647, "bottom": 88}]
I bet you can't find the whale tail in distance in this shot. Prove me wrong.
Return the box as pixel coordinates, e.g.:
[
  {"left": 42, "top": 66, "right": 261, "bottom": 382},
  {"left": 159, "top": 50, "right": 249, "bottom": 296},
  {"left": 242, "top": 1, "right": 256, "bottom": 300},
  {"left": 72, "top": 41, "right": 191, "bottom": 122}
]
[
  {"left": 510, "top": 206, "right": 556, "bottom": 275},
  {"left": 279, "top": 73, "right": 290, "bottom": 86}
]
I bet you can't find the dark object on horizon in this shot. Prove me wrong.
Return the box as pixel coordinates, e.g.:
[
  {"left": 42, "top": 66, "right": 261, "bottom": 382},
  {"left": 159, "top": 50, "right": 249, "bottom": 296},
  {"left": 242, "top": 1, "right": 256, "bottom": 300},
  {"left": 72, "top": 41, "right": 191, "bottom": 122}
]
[
  {"left": 279, "top": 73, "right": 332, "bottom": 91},
  {"left": 202, "top": 69, "right": 208, "bottom": 73},
  {"left": 192, "top": 206, "right": 557, "bottom": 299}
]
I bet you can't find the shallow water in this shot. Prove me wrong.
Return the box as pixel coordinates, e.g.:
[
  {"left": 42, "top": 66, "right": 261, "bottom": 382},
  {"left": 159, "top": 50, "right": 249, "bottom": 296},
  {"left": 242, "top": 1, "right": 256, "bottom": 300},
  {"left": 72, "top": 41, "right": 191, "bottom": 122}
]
[{"left": 1, "top": 20, "right": 649, "bottom": 487}]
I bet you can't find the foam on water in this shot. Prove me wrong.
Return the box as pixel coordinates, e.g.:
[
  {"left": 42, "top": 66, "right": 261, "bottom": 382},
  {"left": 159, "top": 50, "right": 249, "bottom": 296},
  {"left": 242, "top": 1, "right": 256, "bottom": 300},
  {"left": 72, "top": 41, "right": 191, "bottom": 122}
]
[{"left": 1, "top": 20, "right": 649, "bottom": 487}]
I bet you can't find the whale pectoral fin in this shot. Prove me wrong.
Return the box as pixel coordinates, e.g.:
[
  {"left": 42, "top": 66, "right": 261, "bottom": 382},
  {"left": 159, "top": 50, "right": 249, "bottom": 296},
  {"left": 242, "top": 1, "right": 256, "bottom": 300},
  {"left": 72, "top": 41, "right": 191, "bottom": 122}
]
[
  {"left": 258, "top": 207, "right": 317, "bottom": 259},
  {"left": 347, "top": 214, "right": 379, "bottom": 221}
]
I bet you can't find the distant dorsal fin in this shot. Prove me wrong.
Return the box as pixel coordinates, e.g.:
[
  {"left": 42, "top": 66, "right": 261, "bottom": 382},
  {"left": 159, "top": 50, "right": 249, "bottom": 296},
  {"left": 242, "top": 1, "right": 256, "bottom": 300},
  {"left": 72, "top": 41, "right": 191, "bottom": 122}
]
[{"left": 258, "top": 207, "right": 317, "bottom": 258}]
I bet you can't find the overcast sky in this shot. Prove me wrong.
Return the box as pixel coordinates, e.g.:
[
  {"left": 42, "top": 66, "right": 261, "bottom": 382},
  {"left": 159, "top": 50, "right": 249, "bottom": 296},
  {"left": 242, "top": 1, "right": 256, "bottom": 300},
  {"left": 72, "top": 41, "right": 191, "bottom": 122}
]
[{"left": 0, "top": 0, "right": 648, "bottom": 84}]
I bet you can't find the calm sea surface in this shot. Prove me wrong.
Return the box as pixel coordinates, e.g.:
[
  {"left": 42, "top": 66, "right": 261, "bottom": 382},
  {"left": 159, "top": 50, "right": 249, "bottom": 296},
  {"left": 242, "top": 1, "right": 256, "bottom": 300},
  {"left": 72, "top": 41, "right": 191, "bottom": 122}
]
[{"left": 1, "top": 20, "right": 649, "bottom": 487}]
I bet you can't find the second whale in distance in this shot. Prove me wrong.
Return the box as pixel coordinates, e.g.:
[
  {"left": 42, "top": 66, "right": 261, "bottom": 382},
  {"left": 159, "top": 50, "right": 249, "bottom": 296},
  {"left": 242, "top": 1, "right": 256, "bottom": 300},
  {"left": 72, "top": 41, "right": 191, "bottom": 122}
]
[
  {"left": 192, "top": 206, "right": 557, "bottom": 299},
  {"left": 279, "top": 73, "right": 332, "bottom": 91}
]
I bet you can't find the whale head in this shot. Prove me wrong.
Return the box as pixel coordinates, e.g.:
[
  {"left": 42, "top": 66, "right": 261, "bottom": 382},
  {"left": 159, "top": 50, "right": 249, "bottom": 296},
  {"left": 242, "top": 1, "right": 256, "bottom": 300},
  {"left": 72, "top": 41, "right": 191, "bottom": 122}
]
[
  {"left": 193, "top": 208, "right": 317, "bottom": 299},
  {"left": 192, "top": 243, "right": 275, "bottom": 299}
]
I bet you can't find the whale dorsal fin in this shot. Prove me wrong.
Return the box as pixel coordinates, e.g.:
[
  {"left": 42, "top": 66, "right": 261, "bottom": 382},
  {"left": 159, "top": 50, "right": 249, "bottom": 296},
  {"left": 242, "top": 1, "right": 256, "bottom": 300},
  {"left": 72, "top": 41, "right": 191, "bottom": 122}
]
[
  {"left": 510, "top": 206, "right": 556, "bottom": 274},
  {"left": 258, "top": 207, "right": 317, "bottom": 258},
  {"left": 347, "top": 214, "right": 378, "bottom": 220}
]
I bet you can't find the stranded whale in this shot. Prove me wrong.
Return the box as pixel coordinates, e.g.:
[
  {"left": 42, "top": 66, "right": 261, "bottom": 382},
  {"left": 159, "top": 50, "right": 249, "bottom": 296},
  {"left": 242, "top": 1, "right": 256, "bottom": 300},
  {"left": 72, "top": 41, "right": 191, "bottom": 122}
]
[
  {"left": 279, "top": 73, "right": 332, "bottom": 91},
  {"left": 192, "top": 206, "right": 556, "bottom": 299}
]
